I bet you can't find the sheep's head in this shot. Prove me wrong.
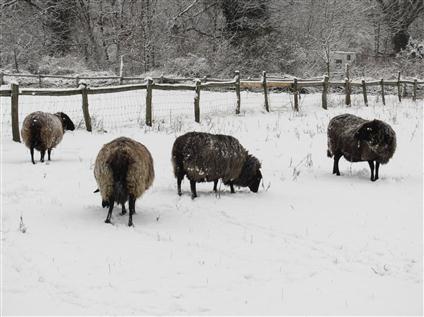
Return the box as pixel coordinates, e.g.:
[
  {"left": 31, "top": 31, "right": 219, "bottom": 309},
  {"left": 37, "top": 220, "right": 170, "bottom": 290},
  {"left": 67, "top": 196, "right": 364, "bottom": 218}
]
[
  {"left": 94, "top": 189, "right": 109, "bottom": 208},
  {"left": 233, "top": 155, "right": 262, "bottom": 193},
  {"left": 56, "top": 112, "right": 75, "bottom": 131},
  {"left": 355, "top": 120, "right": 382, "bottom": 146}
]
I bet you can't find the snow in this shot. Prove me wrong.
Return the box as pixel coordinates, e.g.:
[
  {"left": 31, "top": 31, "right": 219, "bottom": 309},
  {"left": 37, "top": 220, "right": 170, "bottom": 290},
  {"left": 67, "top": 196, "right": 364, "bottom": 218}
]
[{"left": 1, "top": 91, "right": 423, "bottom": 315}]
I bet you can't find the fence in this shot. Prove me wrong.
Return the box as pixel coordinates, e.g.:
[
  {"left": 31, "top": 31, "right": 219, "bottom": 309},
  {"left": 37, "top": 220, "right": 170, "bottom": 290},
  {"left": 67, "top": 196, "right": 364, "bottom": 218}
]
[{"left": 1, "top": 69, "right": 423, "bottom": 142}]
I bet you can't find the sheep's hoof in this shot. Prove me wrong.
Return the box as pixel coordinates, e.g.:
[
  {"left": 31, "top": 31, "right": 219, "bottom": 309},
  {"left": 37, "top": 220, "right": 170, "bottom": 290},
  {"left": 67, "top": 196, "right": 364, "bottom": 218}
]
[
  {"left": 128, "top": 222, "right": 134, "bottom": 227},
  {"left": 120, "top": 211, "right": 127, "bottom": 215},
  {"left": 104, "top": 219, "right": 112, "bottom": 224},
  {"left": 177, "top": 191, "right": 182, "bottom": 196},
  {"left": 336, "top": 172, "right": 340, "bottom": 176},
  {"left": 191, "top": 194, "right": 197, "bottom": 200}
]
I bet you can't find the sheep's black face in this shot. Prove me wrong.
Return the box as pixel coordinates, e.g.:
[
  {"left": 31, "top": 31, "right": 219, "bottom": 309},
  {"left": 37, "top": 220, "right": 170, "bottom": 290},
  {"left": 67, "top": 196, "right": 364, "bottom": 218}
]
[
  {"left": 356, "top": 120, "right": 380, "bottom": 145},
  {"left": 56, "top": 112, "right": 75, "bottom": 131},
  {"left": 233, "top": 155, "right": 262, "bottom": 193},
  {"left": 248, "top": 169, "right": 262, "bottom": 193}
]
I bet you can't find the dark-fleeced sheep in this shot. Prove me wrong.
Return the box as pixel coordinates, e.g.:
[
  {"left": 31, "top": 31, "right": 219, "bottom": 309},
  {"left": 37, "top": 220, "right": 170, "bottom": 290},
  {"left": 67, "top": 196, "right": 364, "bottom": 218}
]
[
  {"left": 21, "top": 111, "right": 75, "bottom": 164},
  {"left": 327, "top": 114, "right": 397, "bottom": 181},
  {"left": 94, "top": 137, "right": 154, "bottom": 226},
  {"left": 171, "top": 132, "right": 262, "bottom": 198}
]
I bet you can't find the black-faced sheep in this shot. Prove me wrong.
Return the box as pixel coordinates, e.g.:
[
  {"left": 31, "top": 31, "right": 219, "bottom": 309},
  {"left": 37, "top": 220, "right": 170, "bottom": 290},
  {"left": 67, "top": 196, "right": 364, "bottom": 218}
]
[
  {"left": 171, "top": 132, "right": 262, "bottom": 198},
  {"left": 327, "top": 114, "right": 396, "bottom": 181},
  {"left": 21, "top": 111, "right": 75, "bottom": 164},
  {"left": 94, "top": 137, "right": 154, "bottom": 226}
]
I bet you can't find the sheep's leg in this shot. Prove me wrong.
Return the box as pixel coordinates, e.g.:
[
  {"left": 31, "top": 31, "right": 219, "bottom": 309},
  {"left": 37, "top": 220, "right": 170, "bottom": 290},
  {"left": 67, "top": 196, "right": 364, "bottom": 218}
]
[
  {"left": 368, "top": 160, "right": 375, "bottom": 181},
  {"left": 177, "top": 175, "right": 183, "bottom": 196},
  {"left": 190, "top": 180, "right": 197, "bottom": 199},
  {"left": 30, "top": 147, "right": 35, "bottom": 164},
  {"left": 213, "top": 180, "right": 218, "bottom": 192},
  {"left": 375, "top": 162, "right": 380, "bottom": 181},
  {"left": 121, "top": 203, "right": 127, "bottom": 215},
  {"left": 105, "top": 201, "right": 114, "bottom": 224},
  {"left": 230, "top": 182, "right": 235, "bottom": 194},
  {"left": 47, "top": 149, "right": 52, "bottom": 161},
  {"left": 128, "top": 195, "right": 135, "bottom": 227},
  {"left": 40, "top": 150, "right": 45, "bottom": 162},
  {"left": 333, "top": 153, "right": 342, "bottom": 175}
]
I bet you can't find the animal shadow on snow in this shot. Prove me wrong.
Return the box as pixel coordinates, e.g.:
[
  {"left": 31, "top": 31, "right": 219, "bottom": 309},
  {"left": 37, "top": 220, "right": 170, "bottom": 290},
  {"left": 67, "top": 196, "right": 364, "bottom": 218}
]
[
  {"left": 87, "top": 203, "right": 158, "bottom": 227},
  {"left": 322, "top": 166, "right": 390, "bottom": 183},
  {"left": 179, "top": 186, "right": 257, "bottom": 200}
]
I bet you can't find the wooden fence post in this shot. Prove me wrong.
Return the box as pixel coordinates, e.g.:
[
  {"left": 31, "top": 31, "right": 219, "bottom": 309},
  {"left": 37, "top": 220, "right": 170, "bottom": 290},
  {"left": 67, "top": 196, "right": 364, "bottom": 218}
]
[
  {"left": 293, "top": 77, "right": 299, "bottom": 111},
  {"left": 397, "top": 71, "right": 401, "bottom": 102},
  {"left": 80, "top": 84, "right": 92, "bottom": 132},
  {"left": 362, "top": 79, "right": 368, "bottom": 106},
  {"left": 119, "top": 55, "right": 124, "bottom": 85},
  {"left": 194, "top": 79, "right": 201, "bottom": 123},
  {"left": 0, "top": 71, "right": 4, "bottom": 85},
  {"left": 75, "top": 75, "right": 80, "bottom": 87},
  {"left": 322, "top": 75, "right": 329, "bottom": 110},
  {"left": 160, "top": 73, "right": 164, "bottom": 84},
  {"left": 344, "top": 78, "right": 351, "bottom": 106},
  {"left": 11, "top": 83, "right": 21, "bottom": 142},
  {"left": 262, "top": 71, "right": 269, "bottom": 112},
  {"left": 145, "top": 78, "right": 153, "bottom": 126},
  {"left": 234, "top": 70, "right": 241, "bottom": 114},
  {"left": 345, "top": 64, "right": 351, "bottom": 106},
  {"left": 403, "top": 82, "right": 407, "bottom": 97},
  {"left": 38, "top": 73, "right": 42, "bottom": 88},
  {"left": 380, "top": 78, "right": 386, "bottom": 105},
  {"left": 413, "top": 79, "right": 417, "bottom": 101}
]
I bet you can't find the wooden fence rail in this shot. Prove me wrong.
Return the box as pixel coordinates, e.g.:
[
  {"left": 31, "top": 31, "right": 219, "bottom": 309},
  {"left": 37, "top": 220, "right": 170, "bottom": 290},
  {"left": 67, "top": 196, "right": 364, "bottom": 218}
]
[{"left": 1, "top": 71, "right": 423, "bottom": 142}]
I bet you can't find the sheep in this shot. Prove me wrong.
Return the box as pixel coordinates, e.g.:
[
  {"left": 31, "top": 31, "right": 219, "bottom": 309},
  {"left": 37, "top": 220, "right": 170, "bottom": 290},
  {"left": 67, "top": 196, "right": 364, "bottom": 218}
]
[
  {"left": 171, "top": 132, "right": 262, "bottom": 198},
  {"left": 21, "top": 111, "right": 75, "bottom": 164},
  {"left": 327, "top": 114, "right": 396, "bottom": 181},
  {"left": 94, "top": 137, "right": 154, "bottom": 226}
]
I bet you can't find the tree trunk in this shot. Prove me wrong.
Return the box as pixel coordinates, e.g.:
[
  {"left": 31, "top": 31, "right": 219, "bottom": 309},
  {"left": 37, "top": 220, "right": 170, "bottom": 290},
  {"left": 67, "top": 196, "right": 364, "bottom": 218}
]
[{"left": 13, "top": 48, "right": 19, "bottom": 72}]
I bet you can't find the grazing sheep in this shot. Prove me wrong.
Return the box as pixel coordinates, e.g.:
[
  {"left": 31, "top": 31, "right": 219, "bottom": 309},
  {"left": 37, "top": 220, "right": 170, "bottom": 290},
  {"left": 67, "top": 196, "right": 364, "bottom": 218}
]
[
  {"left": 94, "top": 137, "right": 154, "bottom": 226},
  {"left": 21, "top": 111, "right": 75, "bottom": 164},
  {"left": 172, "top": 132, "right": 262, "bottom": 198},
  {"left": 327, "top": 114, "right": 396, "bottom": 181}
]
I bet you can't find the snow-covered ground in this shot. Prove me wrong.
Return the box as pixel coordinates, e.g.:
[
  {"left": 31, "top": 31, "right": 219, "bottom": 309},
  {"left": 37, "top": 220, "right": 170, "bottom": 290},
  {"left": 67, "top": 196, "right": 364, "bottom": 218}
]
[{"left": 1, "top": 91, "right": 423, "bottom": 315}]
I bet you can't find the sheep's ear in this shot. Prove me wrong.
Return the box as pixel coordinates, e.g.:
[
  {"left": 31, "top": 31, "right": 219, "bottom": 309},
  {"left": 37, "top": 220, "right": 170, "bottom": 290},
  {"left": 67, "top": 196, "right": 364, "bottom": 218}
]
[{"left": 93, "top": 188, "right": 100, "bottom": 193}]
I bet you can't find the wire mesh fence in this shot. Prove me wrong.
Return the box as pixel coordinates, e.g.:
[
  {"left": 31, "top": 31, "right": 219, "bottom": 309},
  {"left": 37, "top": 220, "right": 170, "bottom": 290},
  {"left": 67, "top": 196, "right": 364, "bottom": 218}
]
[
  {"left": 1, "top": 94, "right": 83, "bottom": 137},
  {"left": 88, "top": 90, "right": 145, "bottom": 131},
  {"left": 1, "top": 83, "right": 421, "bottom": 139}
]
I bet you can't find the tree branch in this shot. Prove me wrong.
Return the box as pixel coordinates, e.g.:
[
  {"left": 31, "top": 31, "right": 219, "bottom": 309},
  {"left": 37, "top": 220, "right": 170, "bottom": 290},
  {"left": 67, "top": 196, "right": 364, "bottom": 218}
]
[{"left": 173, "top": 0, "right": 201, "bottom": 20}]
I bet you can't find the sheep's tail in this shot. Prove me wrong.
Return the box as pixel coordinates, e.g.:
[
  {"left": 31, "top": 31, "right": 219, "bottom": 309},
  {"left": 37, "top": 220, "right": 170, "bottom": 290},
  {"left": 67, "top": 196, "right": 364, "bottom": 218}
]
[
  {"left": 113, "top": 181, "right": 128, "bottom": 205},
  {"left": 171, "top": 139, "right": 184, "bottom": 178},
  {"left": 28, "top": 118, "right": 42, "bottom": 148},
  {"left": 107, "top": 151, "right": 132, "bottom": 205}
]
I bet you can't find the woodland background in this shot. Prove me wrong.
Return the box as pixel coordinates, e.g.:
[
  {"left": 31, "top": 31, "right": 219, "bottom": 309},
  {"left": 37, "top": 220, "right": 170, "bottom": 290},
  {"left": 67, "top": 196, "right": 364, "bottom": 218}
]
[{"left": 1, "top": 0, "right": 423, "bottom": 79}]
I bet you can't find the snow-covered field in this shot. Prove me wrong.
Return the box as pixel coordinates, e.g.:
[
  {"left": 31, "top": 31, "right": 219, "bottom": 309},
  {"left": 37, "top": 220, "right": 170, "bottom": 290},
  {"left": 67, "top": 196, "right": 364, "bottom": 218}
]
[{"left": 1, "top": 91, "right": 423, "bottom": 315}]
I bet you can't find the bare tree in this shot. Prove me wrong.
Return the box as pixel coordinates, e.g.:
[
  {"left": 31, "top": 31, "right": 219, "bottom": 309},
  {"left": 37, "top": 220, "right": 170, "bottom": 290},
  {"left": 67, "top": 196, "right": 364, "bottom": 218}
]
[{"left": 376, "top": 0, "right": 424, "bottom": 53}]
